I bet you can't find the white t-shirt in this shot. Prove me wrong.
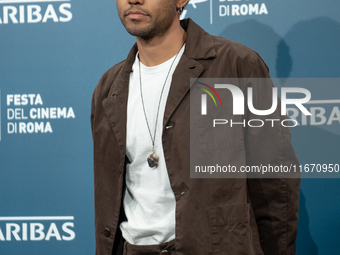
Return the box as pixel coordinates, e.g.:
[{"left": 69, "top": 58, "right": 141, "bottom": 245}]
[{"left": 120, "top": 45, "right": 185, "bottom": 245}]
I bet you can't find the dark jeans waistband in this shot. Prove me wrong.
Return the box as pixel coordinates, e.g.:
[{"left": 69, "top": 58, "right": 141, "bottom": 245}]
[{"left": 123, "top": 239, "right": 176, "bottom": 255}]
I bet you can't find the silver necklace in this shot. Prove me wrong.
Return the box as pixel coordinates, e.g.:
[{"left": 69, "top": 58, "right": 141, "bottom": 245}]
[{"left": 139, "top": 49, "right": 181, "bottom": 168}]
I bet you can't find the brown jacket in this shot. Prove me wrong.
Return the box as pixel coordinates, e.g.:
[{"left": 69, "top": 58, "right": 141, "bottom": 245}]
[{"left": 91, "top": 18, "right": 300, "bottom": 255}]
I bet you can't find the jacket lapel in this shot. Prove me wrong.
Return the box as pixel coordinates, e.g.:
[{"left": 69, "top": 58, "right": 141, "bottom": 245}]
[
  {"left": 102, "top": 45, "right": 138, "bottom": 163},
  {"left": 163, "top": 18, "right": 216, "bottom": 128},
  {"left": 163, "top": 56, "right": 204, "bottom": 128},
  {"left": 102, "top": 91, "right": 128, "bottom": 163}
]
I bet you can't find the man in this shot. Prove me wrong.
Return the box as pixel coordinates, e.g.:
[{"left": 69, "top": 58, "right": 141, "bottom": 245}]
[{"left": 91, "top": 0, "right": 300, "bottom": 254}]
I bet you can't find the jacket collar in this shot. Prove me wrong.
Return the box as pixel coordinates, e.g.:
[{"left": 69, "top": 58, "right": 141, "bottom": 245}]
[{"left": 180, "top": 18, "right": 216, "bottom": 60}]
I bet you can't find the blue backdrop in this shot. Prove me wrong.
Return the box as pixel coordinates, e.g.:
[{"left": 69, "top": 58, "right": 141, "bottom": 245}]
[{"left": 1, "top": 0, "right": 339, "bottom": 254}]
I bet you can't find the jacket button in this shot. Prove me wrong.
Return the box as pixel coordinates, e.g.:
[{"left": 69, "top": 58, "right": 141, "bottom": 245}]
[
  {"left": 103, "top": 228, "right": 111, "bottom": 237},
  {"left": 160, "top": 250, "right": 170, "bottom": 255}
]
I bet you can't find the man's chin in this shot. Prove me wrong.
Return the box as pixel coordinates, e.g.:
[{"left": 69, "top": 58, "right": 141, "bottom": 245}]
[{"left": 126, "top": 26, "right": 156, "bottom": 40}]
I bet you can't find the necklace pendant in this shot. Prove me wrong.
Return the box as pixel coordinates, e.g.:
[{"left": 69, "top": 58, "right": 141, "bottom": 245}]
[{"left": 147, "top": 152, "right": 159, "bottom": 168}]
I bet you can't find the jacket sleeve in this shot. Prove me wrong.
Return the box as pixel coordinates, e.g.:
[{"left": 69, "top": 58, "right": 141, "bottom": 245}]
[{"left": 244, "top": 55, "right": 301, "bottom": 255}]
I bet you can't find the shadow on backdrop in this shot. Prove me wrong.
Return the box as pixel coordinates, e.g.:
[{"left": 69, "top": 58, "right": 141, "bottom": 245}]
[
  {"left": 283, "top": 17, "right": 340, "bottom": 78},
  {"left": 297, "top": 191, "right": 318, "bottom": 255},
  {"left": 292, "top": 124, "right": 340, "bottom": 255},
  {"left": 218, "top": 19, "right": 293, "bottom": 78},
  {"left": 283, "top": 17, "right": 340, "bottom": 254}
]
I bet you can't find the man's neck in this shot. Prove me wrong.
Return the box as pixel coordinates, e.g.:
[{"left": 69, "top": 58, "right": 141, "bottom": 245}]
[{"left": 136, "top": 19, "right": 186, "bottom": 67}]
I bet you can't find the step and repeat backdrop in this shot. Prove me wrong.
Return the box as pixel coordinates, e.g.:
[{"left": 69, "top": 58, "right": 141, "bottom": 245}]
[{"left": 1, "top": 0, "right": 339, "bottom": 254}]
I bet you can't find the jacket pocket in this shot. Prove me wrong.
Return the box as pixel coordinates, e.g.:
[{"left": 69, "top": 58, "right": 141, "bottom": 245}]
[{"left": 208, "top": 203, "right": 256, "bottom": 255}]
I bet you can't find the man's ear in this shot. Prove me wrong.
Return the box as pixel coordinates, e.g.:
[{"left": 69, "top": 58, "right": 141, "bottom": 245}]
[
  {"left": 176, "top": 0, "right": 189, "bottom": 15},
  {"left": 177, "top": 0, "right": 189, "bottom": 10}
]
